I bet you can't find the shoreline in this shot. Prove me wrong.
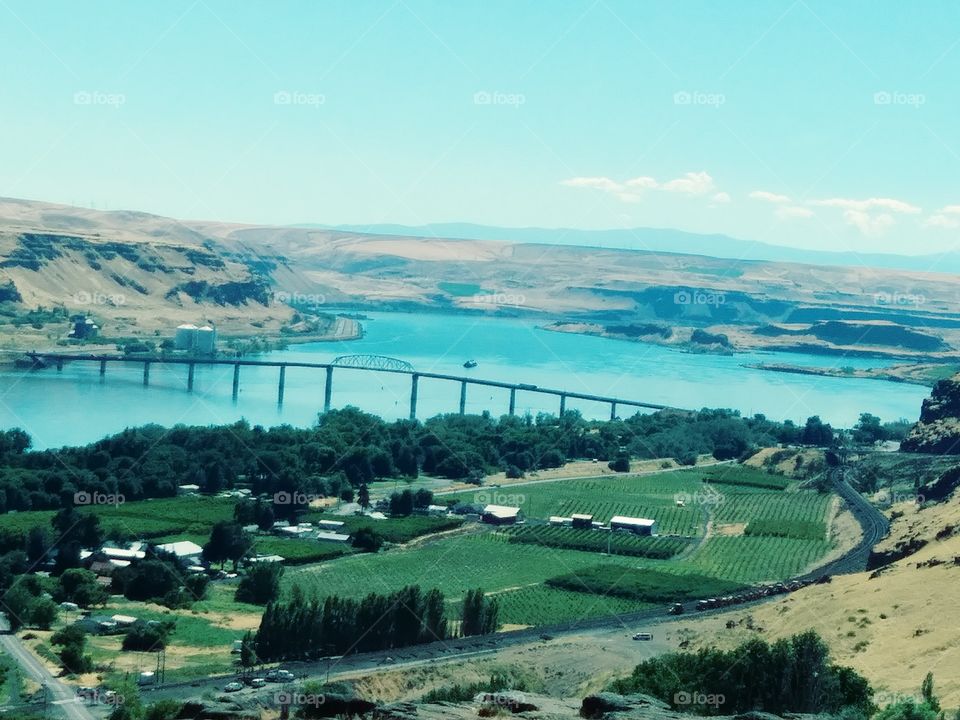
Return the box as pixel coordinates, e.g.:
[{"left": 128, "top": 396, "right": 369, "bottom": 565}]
[{"left": 742, "top": 361, "right": 959, "bottom": 387}]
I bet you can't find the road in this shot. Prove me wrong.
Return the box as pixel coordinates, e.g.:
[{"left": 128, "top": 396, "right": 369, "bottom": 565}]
[
  {"left": 0, "top": 616, "right": 95, "bottom": 720},
  {"left": 145, "top": 471, "right": 889, "bottom": 703}
]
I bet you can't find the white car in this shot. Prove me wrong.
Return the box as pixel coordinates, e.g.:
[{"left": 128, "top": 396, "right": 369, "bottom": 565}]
[{"left": 224, "top": 681, "right": 244, "bottom": 692}]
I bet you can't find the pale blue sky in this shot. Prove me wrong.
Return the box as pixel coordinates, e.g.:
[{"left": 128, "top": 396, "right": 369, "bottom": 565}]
[{"left": 1, "top": 0, "right": 959, "bottom": 254}]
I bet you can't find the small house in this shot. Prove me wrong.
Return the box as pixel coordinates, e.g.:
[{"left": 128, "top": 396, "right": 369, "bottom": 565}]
[{"left": 571, "top": 514, "right": 594, "bottom": 529}]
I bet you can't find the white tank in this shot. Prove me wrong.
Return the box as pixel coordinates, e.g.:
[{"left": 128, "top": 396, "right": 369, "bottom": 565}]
[
  {"left": 195, "top": 325, "right": 217, "bottom": 353},
  {"left": 174, "top": 323, "right": 198, "bottom": 350}
]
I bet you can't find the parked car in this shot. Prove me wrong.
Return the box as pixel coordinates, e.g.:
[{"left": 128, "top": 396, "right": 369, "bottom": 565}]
[
  {"left": 669, "top": 603, "right": 684, "bottom": 615},
  {"left": 632, "top": 632, "right": 653, "bottom": 641},
  {"left": 250, "top": 677, "right": 266, "bottom": 688},
  {"left": 224, "top": 681, "right": 243, "bottom": 692}
]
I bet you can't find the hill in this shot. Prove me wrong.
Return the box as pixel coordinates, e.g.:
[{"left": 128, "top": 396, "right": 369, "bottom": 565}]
[{"left": 3, "top": 196, "right": 960, "bottom": 360}]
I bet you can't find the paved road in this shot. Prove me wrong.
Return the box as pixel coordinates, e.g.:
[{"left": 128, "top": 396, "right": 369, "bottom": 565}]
[{"left": 0, "top": 616, "right": 95, "bottom": 720}]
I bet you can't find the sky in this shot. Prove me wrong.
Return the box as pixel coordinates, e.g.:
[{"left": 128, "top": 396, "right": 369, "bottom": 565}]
[{"left": 1, "top": 0, "right": 959, "bottom": 255}]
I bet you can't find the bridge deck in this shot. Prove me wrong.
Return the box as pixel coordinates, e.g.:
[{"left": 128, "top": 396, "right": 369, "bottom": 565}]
[{"left": 23, "top": 352, "right": 674, "bottom": 411}]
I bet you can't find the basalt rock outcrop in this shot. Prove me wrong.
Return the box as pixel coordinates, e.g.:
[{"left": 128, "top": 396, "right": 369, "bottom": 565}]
[{"left": 902, "top": 374, "right": 960, "bottom": 454}]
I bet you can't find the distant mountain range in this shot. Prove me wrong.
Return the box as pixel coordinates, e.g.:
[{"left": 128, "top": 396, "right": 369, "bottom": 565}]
[{"left": 325, "top": 222, "right": 960, "bottom": 274}]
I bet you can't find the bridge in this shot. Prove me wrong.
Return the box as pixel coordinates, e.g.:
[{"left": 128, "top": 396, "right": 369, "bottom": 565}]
[{"left": 21, "top": 352, "right": 675, "bottom": 419}]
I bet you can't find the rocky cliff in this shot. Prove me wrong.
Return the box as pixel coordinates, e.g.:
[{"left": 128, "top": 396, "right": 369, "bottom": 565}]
[{"left": 902, "top": 374, "right": 960, "bottom": 453}]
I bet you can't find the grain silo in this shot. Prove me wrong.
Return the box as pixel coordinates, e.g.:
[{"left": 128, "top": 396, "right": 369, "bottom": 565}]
[
  {"left": 174, "top": 323, "right": 198, "bottom": 350},
  {"left": 195, "top": 325, "right": 217, "bottom": 353}
]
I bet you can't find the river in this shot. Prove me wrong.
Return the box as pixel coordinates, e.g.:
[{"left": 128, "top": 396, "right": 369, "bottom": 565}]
[{"left": 0, "top": 312, "right": 928, "bottom": 449}]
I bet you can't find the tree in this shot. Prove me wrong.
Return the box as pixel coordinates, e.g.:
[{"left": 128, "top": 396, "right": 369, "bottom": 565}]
[
  {"left": 57, "top": 568, "right": 108, "bottom": 607},
  {"left": 608, "top": 454, "right": 630, "bottom": 472},
  {"left": 461, "top": 588, "right": 498, "bottom": 636},
  {"left": 239, "top": 630, "right": 258, "bottom": 667},
  {"left": 802, "top": 416, "right": 834, "bottom": 446},
  {"left": 51, "top": 625, "right": 92, "bottom": 674},
  {"left": 920, "top": 672, "right": 939, "bottom": 711},
  {"left": 389, "top": 490, "right": 415, "bottom": 517},
  {"left": 852, "top": 413, "right": 886, "bottom": 446},
  {"left": 351, "top": 527, "right": 383, "bottom": 553},
  {"left": 203, "top": 522, "right": 253, "bottom": 570},
  {"left": 357, "top": 484, "right": 371, "bottom": 512},
  {"left": 122, "top": 619, "right": 174, "bottom": 652},
  {"left": 236, "top": 563, "right": 284, "bottom": 605},
  {"left": 28, "top": 597, "right": 58, "bottom": 630}
]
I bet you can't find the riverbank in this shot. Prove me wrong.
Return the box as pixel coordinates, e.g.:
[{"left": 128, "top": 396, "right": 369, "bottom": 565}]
[
  {"left": 743, "top": 361, "right": 960, "bottom": 387},
  {"left": 543, "top": 319, "right": 960, "bottom": 365}
]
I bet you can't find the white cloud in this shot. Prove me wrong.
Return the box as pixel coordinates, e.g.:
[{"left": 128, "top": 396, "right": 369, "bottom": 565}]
[
  {"left": 843, "top": 210, "right": 895, "bottom": 236},
  {"left": 925, "top": 214, "right": 959, "bottom": 229},
  {"left": 812, "top": 197, "right": 921, "bottom": 214},
  {"left": 560, "top": 177, "right": 624, "bottom": 192},
  {"left": 924, "top": 205, "right": 960, "bottom": 229},
  {"left": 560, "top": 171, "right": 716, "bottom": 202},
  {"left": 662, "top": 171, "right": 714, "bottom": 195},
  {"left": 711, "top": 192, "right": 731, "bottom": 204},
  {"left": 776, "top": 205, "right": 813, "bottom": 219},
  {"left": 749, "top": 190, "right": 790, "bottom": 204}
]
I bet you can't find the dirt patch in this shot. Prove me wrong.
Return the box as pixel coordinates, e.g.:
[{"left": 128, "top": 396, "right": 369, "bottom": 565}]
[{"left": 714, "top": 523, "right": 746, "bottom": 537}]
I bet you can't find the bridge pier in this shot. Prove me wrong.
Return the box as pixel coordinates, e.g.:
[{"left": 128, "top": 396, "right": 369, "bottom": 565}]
[
  {"left": 409, "top": 374, "right": 419, "bottom": 420},
  {"left": 232, "top": 364, "right": 240, "bottom": 401},
  {"left": 56, "top": 359, "right": 64, "bottom": 372},
  {"left": 99, "top": 359, "right": 107, "bottom": 376},
  {"left": 277, "top": 366, "right": 286, "bottom": 405},
  {"left": 559, "top": 394, "right": 567, "bottom": 415},
  {"left": 459, "top": 380, "right": 467, "bottom": 414},
  {"left": 509, "top": 387, "right": 516, "bottom": 416},
  {"left": 187, "top": 363, "right": 195, "bottom": 392},
  {"left": 143, "top": 361, "right": 150, "bottom": 386},
  {"left": 610, "top": 402, "right": 617, "bottom": 420},
  {"left": 324, "top": 366, "right": 333, "bottom": 412}
]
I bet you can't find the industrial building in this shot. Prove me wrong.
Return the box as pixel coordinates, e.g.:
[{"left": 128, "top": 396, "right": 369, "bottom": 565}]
[
  {"left": 174, "top": 323, "right": 217, "bottom": 353},
  {"left": 481, "top": 504, "right": 523, "bottom": 525},
  {"left": 610, "top": 515, "right": 657, "bottom": 536}
]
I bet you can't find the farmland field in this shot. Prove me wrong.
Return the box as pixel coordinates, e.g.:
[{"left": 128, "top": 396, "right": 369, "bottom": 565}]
[
  {"left": 287, "top": 467, "right": 841, "bottom": 626},
  {"left": 504, "top": 525, "right": 691, "bottom": 559}
]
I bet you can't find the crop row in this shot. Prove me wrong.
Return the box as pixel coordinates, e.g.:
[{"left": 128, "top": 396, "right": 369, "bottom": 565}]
[{"left": 503, "top": 526, "right": 689, "bottom": 559}]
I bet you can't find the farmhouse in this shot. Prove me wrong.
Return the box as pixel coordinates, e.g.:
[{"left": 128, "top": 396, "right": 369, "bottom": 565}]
[
  {"left": 316, "top": 519, "right": 346, "bottom": 530},
  {"left": 571, "top": 513, "right": 594, "bottom": 529},
  {"left": 155, "top": 540, "right": 204, "bottom": 565},
  {"left": 549, "top": 516, "right": 572, "bottom": 526},
  {"left": 610, "top": 515, "right": 657, "bottom": 535},
  {"left": 482, "top": 504, "right": 523, "bottom": 526},
  {"left": 315, "top": 531, "right": 351, "bottom": 543}
]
